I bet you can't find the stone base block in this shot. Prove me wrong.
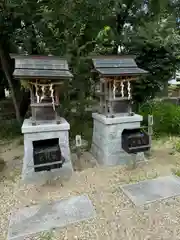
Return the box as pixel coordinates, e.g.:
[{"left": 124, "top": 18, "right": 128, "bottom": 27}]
[
  {"left": 21, "top": 118, "right": 73, "bottom": 184},
  {"left": 91, "top": 113, "right": 144, "bottom": 166}
]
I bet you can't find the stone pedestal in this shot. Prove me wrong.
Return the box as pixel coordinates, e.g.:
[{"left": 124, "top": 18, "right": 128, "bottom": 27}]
[
  {"left": 22, "top": 118, "right": 73, "bottom": 184},
  {"left": 91, "top": 113, "right": 144, "bottom": 166}
]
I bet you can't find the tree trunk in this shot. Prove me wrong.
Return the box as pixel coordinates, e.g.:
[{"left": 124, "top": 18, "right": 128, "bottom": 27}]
[
  {"left": 0, "top": 84, "right": 5, "bottom": 100},
  {"left": 0, "top": 42, "right": 21, "bottom": 123},
  {"left": 19, "top": 90, "right": 30, "bottom": 118}
]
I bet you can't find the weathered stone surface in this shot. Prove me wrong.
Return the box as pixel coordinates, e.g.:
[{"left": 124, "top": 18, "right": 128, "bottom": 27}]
[
  {"left": 91, "top": 113, "right": 144, "bottom": 166},
  {"left": 22, "top": 117, "right": 70, "bottom": 133},
  {"left": 92, "top": 113, "right": 143, "bottom": 125},
  {"left": 121, "top": 175, "right": 180, "bottom": 206},
  {"left": 22, "top": 118, "right": 73, "bottom": 184},
  {"left": 8, "top": 195, "right": 96, "bottom": 240}
]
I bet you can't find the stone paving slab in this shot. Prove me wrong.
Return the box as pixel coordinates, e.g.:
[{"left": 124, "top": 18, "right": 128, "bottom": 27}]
[
  {"left": 8, "top": 194, "right": 96, "bottom": 240},
  {"left": 121, "top": 175, "right": 180, "bottom": 206}
]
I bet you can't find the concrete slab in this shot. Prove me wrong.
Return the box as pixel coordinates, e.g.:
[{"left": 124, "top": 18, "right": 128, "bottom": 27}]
[
  {"left": 8, "top": 195, "right": 96, "bottom": 240},
  {"left": 121, "top": 175, "right": 180, "bottom": 206}
]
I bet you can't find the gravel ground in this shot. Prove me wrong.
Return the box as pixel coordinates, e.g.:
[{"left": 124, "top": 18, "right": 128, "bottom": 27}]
[{"left": 1, "top": 137, "right": 180, "bottom": 240}]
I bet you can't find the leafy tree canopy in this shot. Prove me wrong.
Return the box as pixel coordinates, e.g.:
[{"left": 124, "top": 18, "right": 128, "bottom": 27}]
[{"left": 0, "top": 0, "right": 180, "bottom": 118}]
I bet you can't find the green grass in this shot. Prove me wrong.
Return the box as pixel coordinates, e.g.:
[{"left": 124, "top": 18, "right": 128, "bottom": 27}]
[{"left": 39, "top": 231, "right": 54, "bottom": 240}]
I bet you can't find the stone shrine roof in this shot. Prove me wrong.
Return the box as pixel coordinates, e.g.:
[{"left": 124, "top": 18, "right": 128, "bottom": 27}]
[
  {"left": 92, "top": 55, "right": 148, "bottom": 77},
  {"left": 12, "top": 55, "right": 73, "bottom": 79}
]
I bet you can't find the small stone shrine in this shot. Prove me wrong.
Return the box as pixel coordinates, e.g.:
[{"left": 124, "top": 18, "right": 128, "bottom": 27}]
[
  {"left": 91, "top": 56, "right": 150, "bottom": 165},
  {"left": 13, "top": 55, "right": 73, "bottom": 183}
]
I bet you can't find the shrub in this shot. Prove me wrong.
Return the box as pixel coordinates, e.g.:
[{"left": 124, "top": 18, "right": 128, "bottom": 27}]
[
  {"left": 0, "top": 119, "right": 21, "bottom": 140},
  {"left": 139, "top": 100, "right": 180, "bottom": 136},
  {"left": 0, "top": 156, "right": 5, "bottom": 172},
  {"left": 68, "top": 112, "right": 93, "bottom": 146},
  {"left": 173, "top": 169, "right": 180, "bottom": 177},
  {"left": 175, "top": 140, "right": 180, "bottom": 152}
]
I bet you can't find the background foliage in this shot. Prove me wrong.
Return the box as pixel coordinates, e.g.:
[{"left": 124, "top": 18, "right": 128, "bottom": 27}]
[
  {"left": 139, "top": 101, "right": 180, "bottom": 137},
  {"left": 1, "top": 0, "right": 180, "bottom": 138}
]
